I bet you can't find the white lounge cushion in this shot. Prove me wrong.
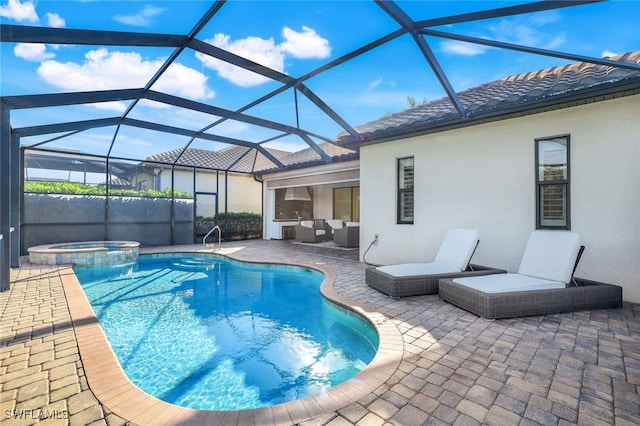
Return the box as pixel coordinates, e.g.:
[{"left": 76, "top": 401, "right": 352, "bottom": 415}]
[
  {"left": 377, "top": 262, "right": 460, "bottom": 277},
  {"left": 326, "top": 219, "right": 343, "bottom": 230},
  {"left": 453, "top": 273, "right": 565, "bottom": 293},
  {"left": 346, "top": 222, "right": 359, "bottom": 227},
  {"left": 299, "top": 220, "right": 314, "bottom": 228},
  {"left": 433, "top": 228, "right": 479, "bottom": 271},
  {"left": 518, "top": 230, "right": 583, "bottom": 283}
]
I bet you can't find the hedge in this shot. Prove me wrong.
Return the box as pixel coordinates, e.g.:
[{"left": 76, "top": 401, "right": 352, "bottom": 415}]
[
  {"left": 196, "top": 212, "right": 262, "bottom": 241},
  {"left": 24, "top": 181, "right": 192, "bottom": 199}
]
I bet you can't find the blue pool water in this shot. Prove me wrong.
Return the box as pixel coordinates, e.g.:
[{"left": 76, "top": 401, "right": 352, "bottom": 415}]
[{"left": 74, "top": 254, "right": 378, "bottom": 411}]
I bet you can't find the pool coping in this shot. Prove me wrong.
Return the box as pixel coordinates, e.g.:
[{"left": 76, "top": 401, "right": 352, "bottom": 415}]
[{"left": 60, "top": 247, "right": 404, "bottom": 425}]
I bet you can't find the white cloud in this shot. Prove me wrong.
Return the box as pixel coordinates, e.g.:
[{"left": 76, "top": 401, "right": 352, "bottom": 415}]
[
  {"left": 440, "top": 40, "right": 488, "bottom": 56},
  {"left": 602, "top": 50, "right": 619, "bottom": 59},
  {"left": 114, "top": 5, "right": 165, "bottom": 27},
  {"left": 0, "top": 0, "right": 38, "bottom": 23},
  {"left": 152, "top": 62, "right": 214, "bottom": 100},
  {"left": 439, "top": 13, "right": 567, "bottom": 58},
  {"left": 46, "top": 12, "right": 65, "bottom": 28},
  {"left": 11, "top": 9, "right": 65, "bottom": 61},
  {"left": 488, "top": 15, "right": 567, "bottom": 50},
  {"left": 367, "top": 76, "right": 383, "bottom": 90},
  {"left": 14, "top": 43, "right": 55, "bottom": 61},
  {"left": 37, "top": 48, "right": 215, "bottom": 111},
  {"left": 546, "top": 34, "right": 566, "bottom": 50},
  {"left": 529, "top": 10, "right": 562, "bottom": 26},
  {"left": 196, "top": 33, "right": 286, "bottom": 87},
  {"left": 196, "top": 25, "right": 331, "bottom": 87},
  {"left": 280, "top": 26, "right": 331, "bottom": 59}
]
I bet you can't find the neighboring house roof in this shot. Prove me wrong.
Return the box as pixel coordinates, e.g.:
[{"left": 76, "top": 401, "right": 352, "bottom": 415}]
[
  {"left": 337, "top": 51, "right": 640, "bottom": 147},
  {"left": 144, "top": 142, "right": 357, "bottom": 175},
  {"left": 102, "top": 176, "right": 131, "bottom": 187},
  {"left": 145, "top": 146, "right": 249, "bottom": 171}
]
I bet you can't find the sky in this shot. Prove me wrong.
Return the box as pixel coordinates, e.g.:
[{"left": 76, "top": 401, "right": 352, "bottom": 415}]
[{"left": 1, "top": 0, "right": 639, "bottom": 162}]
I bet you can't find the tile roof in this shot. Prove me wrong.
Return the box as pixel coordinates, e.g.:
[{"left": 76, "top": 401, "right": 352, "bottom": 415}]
[
  {"left": 143, "top": 53, "right": 640, "bottom": 173},
  {"left": 144, "top": 142, "right": 357, "bottom": 174},
  {"left": 337, "top": 51, "right": 640, "bottom": 145}
]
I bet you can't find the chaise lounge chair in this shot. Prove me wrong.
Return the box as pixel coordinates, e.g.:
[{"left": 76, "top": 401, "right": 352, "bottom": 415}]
[
  {"left": 439, "top": 230, "right": 623, "bottom": 319},
  {"left": 366, "top": 228, "right": 506, "bottom": 297}
]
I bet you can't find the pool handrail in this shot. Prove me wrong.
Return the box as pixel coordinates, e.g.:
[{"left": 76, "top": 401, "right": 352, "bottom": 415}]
[{"left": 203, "top": 225, "right": 221, "bottom": 250}]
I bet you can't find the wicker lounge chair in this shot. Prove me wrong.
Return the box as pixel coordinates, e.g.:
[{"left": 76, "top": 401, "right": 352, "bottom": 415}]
[
  {"left": 366, "top": 229, "right": 506, "bottom": 297},
  {"left": 439, "top": 230, "right": 623, "bottom": 319}
]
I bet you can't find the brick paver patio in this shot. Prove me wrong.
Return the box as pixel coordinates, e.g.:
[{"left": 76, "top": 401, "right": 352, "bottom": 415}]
[{"left": 1, "top": 239, "right": 639, "bottom": 425}]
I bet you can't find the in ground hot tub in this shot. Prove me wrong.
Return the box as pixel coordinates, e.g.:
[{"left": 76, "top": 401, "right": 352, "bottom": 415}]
[{"left": 28, "top": 241, "right": 139, "bottom": 267}]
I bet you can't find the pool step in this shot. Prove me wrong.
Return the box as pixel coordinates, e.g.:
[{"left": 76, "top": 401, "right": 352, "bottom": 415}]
[{"left": 170, "top": 258, "right": 218, "bottom": 271}]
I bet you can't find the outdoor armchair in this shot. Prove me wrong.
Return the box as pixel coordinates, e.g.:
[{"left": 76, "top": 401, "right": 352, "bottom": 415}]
[
  {"left": 324, "top": 219, "right": 344, "bottom": 241},
  {"left": 333, "top": 222, "right": 359, "bottom": 247},
  {"left": 294, "top": 220, "right": 326, "bottom": 243}
]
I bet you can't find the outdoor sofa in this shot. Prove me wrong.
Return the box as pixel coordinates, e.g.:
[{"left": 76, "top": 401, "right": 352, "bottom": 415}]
[
  {"left": 439, "top": 230, "right": 623, "bottom": 319},
  {"left": 366, "top": 228, "right": 506, "bottom": 297}
]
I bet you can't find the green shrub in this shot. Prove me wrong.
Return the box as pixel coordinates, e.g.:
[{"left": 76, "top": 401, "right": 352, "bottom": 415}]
[
  {"left": 196, "top": 212, "right": 262, "bottom": 241},
  {"left": 24, "top": 181, "right": 192, "bottom": 199}
]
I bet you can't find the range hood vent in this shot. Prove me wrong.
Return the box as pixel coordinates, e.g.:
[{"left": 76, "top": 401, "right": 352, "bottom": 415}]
[{"left": 284, "top": 186, "right": 311, "bottom": 201}]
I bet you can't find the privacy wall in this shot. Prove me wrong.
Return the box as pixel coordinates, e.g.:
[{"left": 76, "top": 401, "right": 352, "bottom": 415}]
[{"left": 22, "top": 194, "right": 194, "bottom": 252}]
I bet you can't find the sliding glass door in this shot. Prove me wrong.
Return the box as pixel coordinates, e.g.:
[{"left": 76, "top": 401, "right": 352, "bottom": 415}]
[{"left": 333, "top": 187, "right": 359, "bottom": 222}]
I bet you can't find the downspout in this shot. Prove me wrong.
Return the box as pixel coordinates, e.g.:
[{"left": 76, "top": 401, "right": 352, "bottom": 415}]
[{"left": 154, "top": 167, "right": 163, "bottom": 190}]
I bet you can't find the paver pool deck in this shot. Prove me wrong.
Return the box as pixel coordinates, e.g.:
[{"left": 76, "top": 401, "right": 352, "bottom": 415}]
[{"left": 1, "top": 239, "right": 639, "bottom": 425}]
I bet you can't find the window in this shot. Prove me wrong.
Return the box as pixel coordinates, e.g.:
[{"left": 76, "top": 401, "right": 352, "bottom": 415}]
[
  {"left": 397, "top": 157, "right": 414, "bottom": 224},
  {"left": 333, "top": 187, "right": 359, "bottom": 222},
  {"left": 536, "top": 136, "right": 570, "bottom": 229}
]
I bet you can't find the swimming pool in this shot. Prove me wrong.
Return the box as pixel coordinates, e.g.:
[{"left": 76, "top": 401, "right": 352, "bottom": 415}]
[{"left": 74, "top": 254, "right": 378, "bottom": 411}]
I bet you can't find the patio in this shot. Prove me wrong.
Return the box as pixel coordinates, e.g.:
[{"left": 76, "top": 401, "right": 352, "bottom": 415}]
[{"left": 1, "top": 239, "right": 639, "bottom": 425}]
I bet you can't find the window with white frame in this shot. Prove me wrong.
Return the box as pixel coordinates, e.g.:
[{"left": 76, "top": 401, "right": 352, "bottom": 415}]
[
  {"left": 536, "top": 136, "right": 570, "bottom": 229},
  {"left": 397, "top": 157, "right": 414, "bottom": 224}
]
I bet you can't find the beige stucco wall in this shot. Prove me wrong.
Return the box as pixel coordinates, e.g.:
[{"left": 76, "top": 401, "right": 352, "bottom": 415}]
[
  {"left": 360, "top": 95, "right": 640, "bottom": 303},
  {"left": 161, "top": 170, "right": 262, "bottom": 214}
]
